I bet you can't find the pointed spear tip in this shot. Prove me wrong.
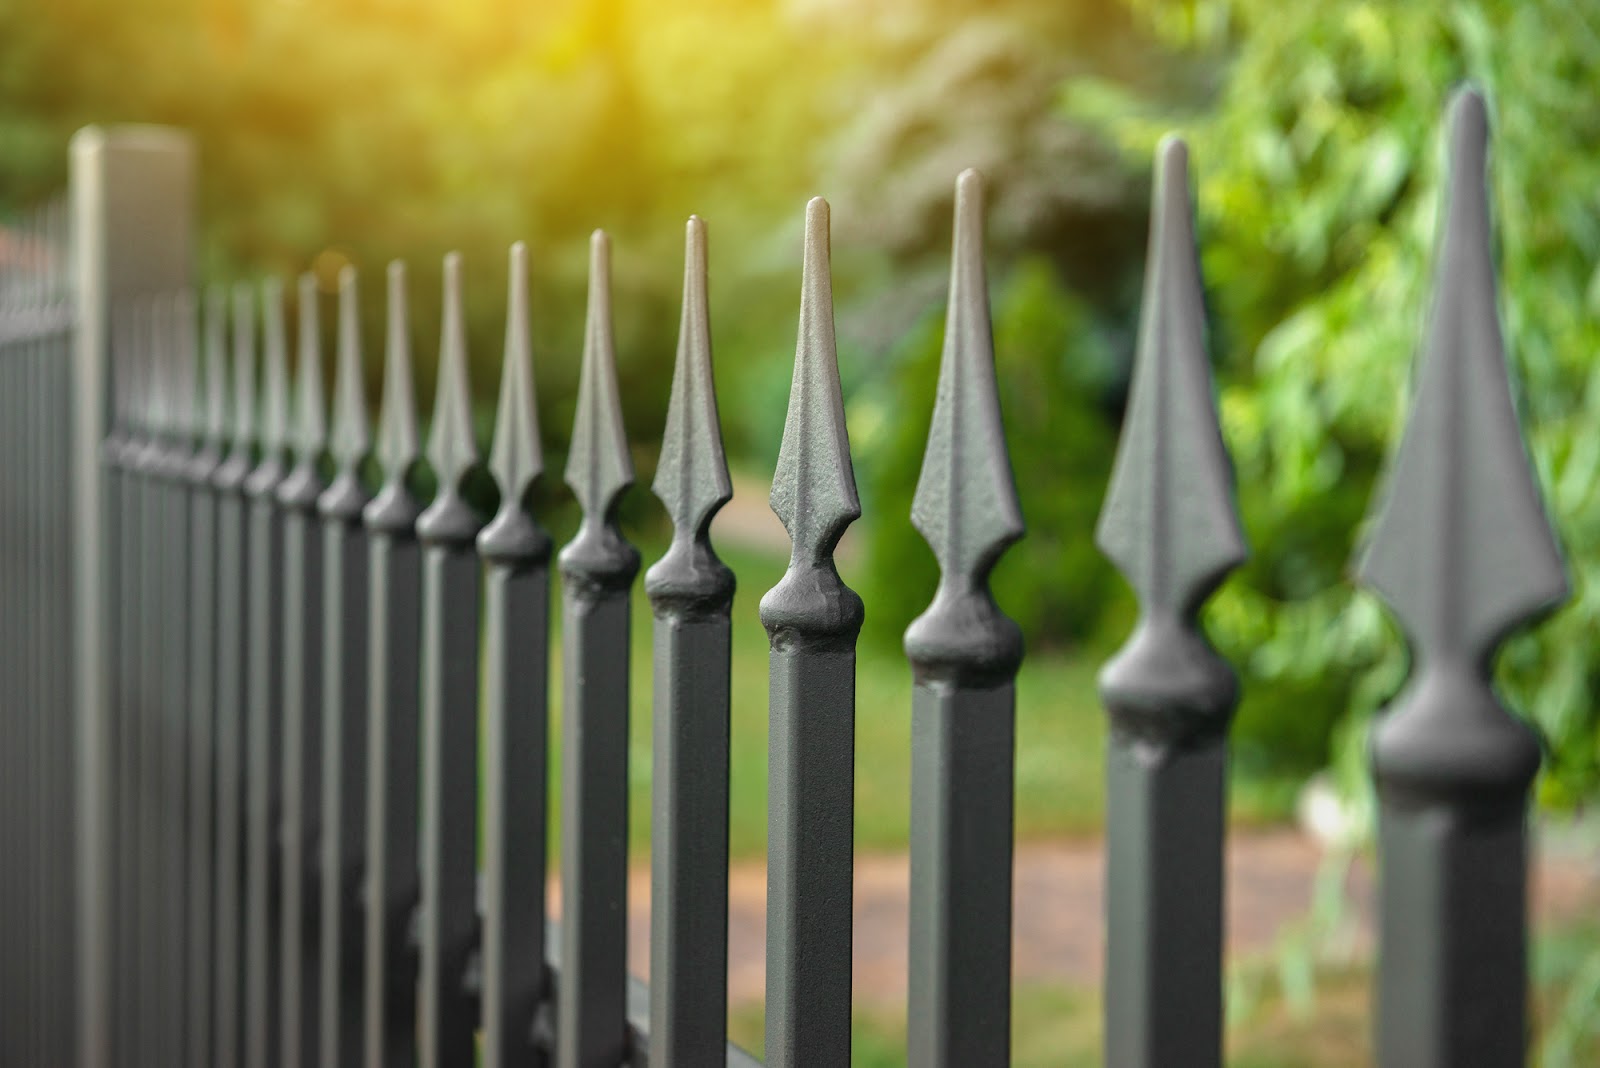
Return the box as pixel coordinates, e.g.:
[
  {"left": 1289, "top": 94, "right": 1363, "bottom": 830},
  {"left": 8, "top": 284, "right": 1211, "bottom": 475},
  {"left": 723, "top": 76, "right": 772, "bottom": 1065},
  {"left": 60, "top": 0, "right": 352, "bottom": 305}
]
[
  {"left": 950, "top": 169, "right": 988, "bottom": 293},
  {"left": 489, "top": 236, "right": 541, "bottom": 500},
  {"left": 1449, "top": 83, "right": 1488, "bottom": 137},
  {"left": 909, "top": 165, "right": 1024, "bottom": 583},
  {"left": 772, "top": 192, "right": 858, "bottom": 558},
  {"left": 376, "top": 257, "right": 417, "bottom": 472},
  {"left": 803, "top": 196, "right": 830, "bottom": 266},
  {"left": 508, "top": 243, "right": 530, "bottom": 330},
  {"left": 1156, "top": 133, "right": 1188, "bottom": 173},
  {"left": 428, "top": 249, "right": 477, "bottom": 488},
  {"left": 956, "top": 166, "right": 984, "bottom": 203},
  {"left": 564, "top": 230, "right": 632, "bottom": 517},
  {"left": 1447, "top": 85, "right": 1489, "bottom": 185},
  {"left": 1155, "top": 135, "right": 1191, "bottom": 219},
  {"left": 684, "top": 215, "right": 707, "bottom": 277},
  {"left": 655, "top": 212, "right": 730, "bottom": 534},
  {"left": 443, "top": 250, "right": 462, "bottom": 301},
  {"left": 331, "top": 259, "right": 370, "bottom": 469}
]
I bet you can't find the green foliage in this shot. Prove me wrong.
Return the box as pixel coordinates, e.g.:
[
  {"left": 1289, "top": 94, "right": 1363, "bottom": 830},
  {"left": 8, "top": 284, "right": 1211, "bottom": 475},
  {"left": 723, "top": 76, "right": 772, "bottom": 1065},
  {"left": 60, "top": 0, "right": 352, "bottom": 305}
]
[
  {"left": 1066, "top": 0, "right": 1600, "bottom": 794},
  {"left": 854, "top": 255, "right": 1128, "bottom": 653}
]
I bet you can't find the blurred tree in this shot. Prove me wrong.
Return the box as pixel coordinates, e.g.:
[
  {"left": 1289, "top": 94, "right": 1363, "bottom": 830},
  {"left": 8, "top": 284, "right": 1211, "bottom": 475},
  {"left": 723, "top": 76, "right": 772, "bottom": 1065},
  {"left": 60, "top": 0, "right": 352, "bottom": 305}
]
[{"left": 1066, "top": 0, "right": 1600, "bottom": 791}]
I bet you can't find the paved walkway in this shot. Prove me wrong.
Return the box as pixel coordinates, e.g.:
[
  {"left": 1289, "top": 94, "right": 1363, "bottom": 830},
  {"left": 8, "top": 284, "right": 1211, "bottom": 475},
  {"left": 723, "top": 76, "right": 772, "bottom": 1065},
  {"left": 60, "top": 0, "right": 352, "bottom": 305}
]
[{"left": 574, "top": 827, "right": 1600, "bottom": 1006}]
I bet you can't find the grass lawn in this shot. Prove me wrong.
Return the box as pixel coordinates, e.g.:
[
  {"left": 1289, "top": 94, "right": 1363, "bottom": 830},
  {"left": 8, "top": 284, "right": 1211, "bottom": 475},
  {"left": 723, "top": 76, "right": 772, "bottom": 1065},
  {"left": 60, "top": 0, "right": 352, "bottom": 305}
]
[{"left": 535, "top": 539, "right": 1295, "bottom": 863}]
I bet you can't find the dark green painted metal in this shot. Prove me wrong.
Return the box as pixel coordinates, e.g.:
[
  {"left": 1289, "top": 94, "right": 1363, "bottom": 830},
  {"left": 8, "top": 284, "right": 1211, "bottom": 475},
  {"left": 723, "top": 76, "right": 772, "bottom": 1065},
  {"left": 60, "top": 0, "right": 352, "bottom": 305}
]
[
  {"left": 212, "top": 282, "right": 259, "bottom": 1068},
  {"left": 416, "top": 253, "right": 485, "bottom": 1068},
  {"left": 556, "top": 231, "right": 639, "bottom": 1068},
  {"left": 280, "top": 272, "right": 329, "bottom": 1068},
  {"left": 109, "top": 305, "right": 144, "bottom": 1068},
  {"left": 185, "top": 286, "right": 228, "bottom": 1068},
  {"left": 155, "top": 293, "right": 196, "bottom": 1068},
  {"left": 479, "top": 242, "right": 552, "bottom": 1068},
  {"left": 244, "top": 277, "right": 291, "bottom": 1068},
  {"left": 1095, "top": 137, "right": 1246, "bottom": 1068},
  {"left": 645, "top": 216, "right": 736, "bottom": 1068},
  {"left": 134, "top": 298, "right": 171, "bottom": 1068},
  {"left": 903, "top": 170, "right": 1024, "bottom": 1068},
  {"left": 319, "top": 265, "right": 374, "bottom": 1068},
  {"left": 363, "top": 260, "right": 423, "bottom": 1068},
  {"left": 0, "top": 246, "right": 82, "bottom": 1068},
  {"left": 760, "top": 197, "right": 862, "bottom": 1068},
  {"left": 1356, "top": 89, "right": 1568, "bottom": 1068}
]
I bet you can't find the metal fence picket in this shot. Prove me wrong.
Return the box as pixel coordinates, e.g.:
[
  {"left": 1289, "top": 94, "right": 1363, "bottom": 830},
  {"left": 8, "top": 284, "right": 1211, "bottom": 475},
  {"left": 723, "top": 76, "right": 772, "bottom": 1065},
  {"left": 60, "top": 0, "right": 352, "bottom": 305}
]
[{"left": 645, "top": 215, "right": 737, "bottom": 1068}]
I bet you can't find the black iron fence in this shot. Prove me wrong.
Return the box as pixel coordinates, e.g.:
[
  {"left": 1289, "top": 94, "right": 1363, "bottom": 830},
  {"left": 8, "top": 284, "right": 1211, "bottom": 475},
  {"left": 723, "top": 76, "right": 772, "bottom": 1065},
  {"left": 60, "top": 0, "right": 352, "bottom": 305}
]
[{"left": 0, "top": 88, "right": 1569, "bottom": 1068}]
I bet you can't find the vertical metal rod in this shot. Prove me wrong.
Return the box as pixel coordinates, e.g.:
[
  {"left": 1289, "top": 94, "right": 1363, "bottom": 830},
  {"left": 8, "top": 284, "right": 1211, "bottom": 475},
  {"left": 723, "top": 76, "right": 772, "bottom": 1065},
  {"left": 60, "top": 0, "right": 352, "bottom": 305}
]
[
  {"left": 479, "top": 242, "right": 551, "bottom": 1068},
  {"left": 213, "top": 284, "right": 259, "bottom": 1068},
  {"left": 244, "top": 277, "right": 292, "bottom": 1068},
  {"left": 363, "top": 260, "right": 423, "bottom": 1068},
  {"left": 280, "top": 273, "right": 329, "bottom": 1068},
  {"left": 1095, "top": 138, "right": 1246, "bottom": 1068},
  {"left": 645, "top": 216, "right": 736, "bottom": 1068},
  {"left": 113, "top": 304, "right": 145, "bottom": 1068},
  {"left": 159, "top": 293, "right": 197, "bottom": 1068},
  {"left": 186, "top": 287, "right": 229, "bottom": 1068},
  {"left": 0, "top": 329, "right": 11, "bottom": 1061},
  {"left": 22, "top": 291, "right": 42, "bottom": 1068},
  {"left": 761, "top": 198, "right": 862, "bottom": 1067},
  {"left": 1357, "top": 88, "right": 1567, "bottom": 1068},
  {"left": 556, "top": 231, "right": 639, "bottom": 1068},
  {"left": 135, "top": 297, "right": 169, "bottom": 1068},
  {"left": 319, "top": 266, "right": 374, "bottom": 1068},
  {"left": 415, "top": 253, "right": 485, "bottom": 1068},
  {"left": 903, "top": 171, "right": 1024, "bottom": 1068}
]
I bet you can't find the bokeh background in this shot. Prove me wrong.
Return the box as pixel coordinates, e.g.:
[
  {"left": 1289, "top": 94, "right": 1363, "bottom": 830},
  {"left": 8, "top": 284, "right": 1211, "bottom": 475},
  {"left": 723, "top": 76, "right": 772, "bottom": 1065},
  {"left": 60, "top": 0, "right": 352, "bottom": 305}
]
[{"left": 4, "top": 0, "right": 1598, "bottom": 1062}]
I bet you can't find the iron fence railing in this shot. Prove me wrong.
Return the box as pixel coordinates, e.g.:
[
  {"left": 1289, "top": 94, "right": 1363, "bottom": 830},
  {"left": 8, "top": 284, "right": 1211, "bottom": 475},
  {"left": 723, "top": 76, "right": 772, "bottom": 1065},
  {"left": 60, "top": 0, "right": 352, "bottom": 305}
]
[{"left": 0, "top": 87, "right": 1570, "bottom": 1068}]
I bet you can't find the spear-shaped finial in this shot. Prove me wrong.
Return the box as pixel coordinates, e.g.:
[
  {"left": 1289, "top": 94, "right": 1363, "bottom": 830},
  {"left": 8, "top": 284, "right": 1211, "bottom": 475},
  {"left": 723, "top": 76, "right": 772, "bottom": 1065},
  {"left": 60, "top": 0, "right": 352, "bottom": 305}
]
[
  {"left": 1357, "top": 87, "right": 1567, "bottom": 669},
  {"left": 769, "top": 197, "right": 860, "bottom": 567},
  {"left": 1095, "top": 138, "right": 1245, "bottom": 1064},
  {"left": 330, "top": 266, "right": 371, "bottom": 476},
  {"left": 488, "top": 242, "right": 543, "bottom": 509},
  {"left": 108, "top": 304, "right": 133, "bottom": 437},
  {"left": 131, "top": 296, "right": 157, "bottom": 442},
  {"left": 169, "top": 290, "right": 198, "bottom": 447},
  {"left": 909, "top": 170, "right": 1023, "bottom": 596},
  {"left": 293, "top": 272, "right": 328, "bottom": 461},
  {"left": 479, "top": 242, "right": 549, "bottom": 563},
  {"left": 559, "top": 230, "right": 639, "bottom": 592},
  {"left": 230, "top": 282, "right": 258, "bottom": 453},
  {"left": 145, "top": 294, "right": 173, "bottom": 444},
  {"left": 426, "top": 252, "right": 479, "bottom": 494},
  {"left": 203, "top": 285, "right": 230, "bottom": 450},
  {"left": 259, "top": 276, "right": 291, "bottom": 462},
  {"left": 375, "top": 260, "right": 420, "bottom": 487},
  {"left": 652, "top": 215, "right": 732, "bottom": 543},
  {"left": 564, "top": 230, "right": 634, "bottom": 528},
  {"left": 1360, "top": 88, "right": 1568, "bottom": 1067},
  {"left": 1096, "top": 137, "right": 1245, "bottom": 621}
]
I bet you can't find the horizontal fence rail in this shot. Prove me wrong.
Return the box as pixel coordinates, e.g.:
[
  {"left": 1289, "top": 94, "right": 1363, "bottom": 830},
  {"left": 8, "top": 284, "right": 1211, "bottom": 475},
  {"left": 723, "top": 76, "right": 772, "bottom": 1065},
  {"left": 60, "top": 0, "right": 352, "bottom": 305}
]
[{"left": 0, "top": 87, "right": 1575, "bottom": 1068}]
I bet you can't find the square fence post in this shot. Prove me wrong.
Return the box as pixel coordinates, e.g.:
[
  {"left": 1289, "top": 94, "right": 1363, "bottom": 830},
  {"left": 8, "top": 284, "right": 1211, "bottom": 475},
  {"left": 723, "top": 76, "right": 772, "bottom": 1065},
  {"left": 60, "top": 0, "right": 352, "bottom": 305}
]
[{"left": 70, "top": 125, "right": 194, "bottom": 1068}]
